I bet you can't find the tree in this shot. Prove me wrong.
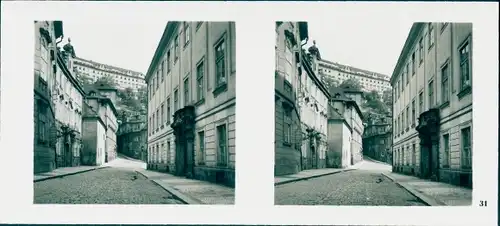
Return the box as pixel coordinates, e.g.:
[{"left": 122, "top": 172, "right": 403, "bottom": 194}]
[
  {"left": 95, "top": 75, "right": 117, "bottom": 87},
  {"left": 339, "top": 78, "right": 363, "bottom": 91},
  {"left": 382, "top": 89, "right": 393, "bottom": 113},
  {"left": 76, "top": 73, "right": 95, "bottom": 87}
]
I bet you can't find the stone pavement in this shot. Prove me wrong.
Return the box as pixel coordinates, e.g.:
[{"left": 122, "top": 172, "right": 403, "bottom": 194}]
[
  {"left": 382, "top": 171, "right": 472, "bottom": 206},
  {"left": 34, "top": 165, "right": 108, "bottom": 182},
  {"left": 136, "top": 169, "right": 235, "bottom": 205},
  {"left": 275, "top": 162, "right": 364, "bottom": 186}
]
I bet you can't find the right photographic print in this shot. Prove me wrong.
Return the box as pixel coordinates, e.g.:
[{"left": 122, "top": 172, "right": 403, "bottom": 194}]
[{"left": 274, "top": 21, "right": 473, "bottom": 206}]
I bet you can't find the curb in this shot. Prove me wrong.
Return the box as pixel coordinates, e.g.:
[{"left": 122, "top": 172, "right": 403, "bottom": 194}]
[
  {"left": 34, "top": 166, "right": 110, "bottom": 183},
  {"left": 381, "top": 172, "right": 446, "bottom": 206},
  {"left": 136, "top": 170, "right": 204, "bottom": 205},
  {"left": 275, "top": 168, "right": 357, "bottom": 186}
]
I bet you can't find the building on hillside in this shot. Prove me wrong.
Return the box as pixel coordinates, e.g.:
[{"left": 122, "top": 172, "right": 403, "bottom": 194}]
[
  {"left": 117, "top": 115, "right": 147, "bottom": 161},
  {"left": 274, "top": 21, "right": 309, "bottom": 176},
  {"left": 146, "top": 22, "right": 236, "bottom": 187},
  {"left": 34, "top": 21, "right": 64, "bottom": 173},
  {"left": 391, "top": 23, "right": 472, "bottom": 188},
  {"left": 73, "top": 57, "right": 146, "bottom": 91},
  {"left": 326, "top": 88, "right": 364, "bottom": 168},
  {"left": 298, "top": 44, "right": 330, "bottom": 171},
  {"left": 316, "top": 57, "right": 391, "bottom": 93},
  {"left": 53, "top": 40, "right": 86, "bottom": 167},
  {"left": 363, "top": 122, "right": 393, "bottom": 164},
  {"left": 81, "top": 85, "right": 119, "bottom": 165}
]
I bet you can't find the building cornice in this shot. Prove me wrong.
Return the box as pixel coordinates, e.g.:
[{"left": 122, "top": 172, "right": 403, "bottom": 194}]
[
  {"left": 145, "top": 22, "right": 179, "bottom": 82},
  {"left": 57, "top": 53, "right": 86, "bottom": 96},
  {"left": 74, "top": 57, "right": 145, "bottom": 78},
  {"left": 302, "top": 53, "right": 331, "bottom": 99},
  {"left": 390, "top": 23, "right": 425, "bottom": 85}
]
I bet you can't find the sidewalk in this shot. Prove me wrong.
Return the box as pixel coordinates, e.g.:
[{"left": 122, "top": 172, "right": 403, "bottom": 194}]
[
  {"left": 275, "top": 162, "right": 362, "bottom": 186},
  {"left": 382, "top": 171, "right": 472, "bottom": 206},
  {"left": 136, "top": 169, "right": 235, "bottom": 205},
  {"left": 34, "top": 165, "right": 108, "bottom": 182}
]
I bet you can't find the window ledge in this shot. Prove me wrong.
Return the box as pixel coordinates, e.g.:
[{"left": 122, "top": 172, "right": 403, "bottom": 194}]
[
  {"left": 213, "top": 83, "right": 227, "bottom": 96},
  {"left": 195, "top": 98, "right": 205, "bottom": 106},
  {"left": 184, "top": 41, "right": 190, "bottom": 49},
  {"left": 457, "top": 86, "right": 472, "bottom": 99},
  {"left": 439, "top": 101, "right": 450, "bottom": 109},
  {"left": 283, "top": 142, "right": 292, "bottom": 147}
]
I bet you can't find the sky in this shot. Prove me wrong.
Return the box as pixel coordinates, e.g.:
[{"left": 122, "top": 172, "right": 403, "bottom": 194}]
[
  {"left": 60, "top": 20, "right": 167, "bottom": 74},
  {"left": 304, "top": 19, "right": 414, "bottom": 77}
]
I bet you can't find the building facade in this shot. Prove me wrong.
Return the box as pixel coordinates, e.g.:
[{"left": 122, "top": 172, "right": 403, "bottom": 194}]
[
  {"left": 274, "top": 21, "right": 309, "bottom": 176},
  {"left": 117, "top": 115, "right": 148, "bottom": 161},
  {"left": 391, "top": 23, "right": 472, "bottom": 188},
  {"left": 298, "top": 47, "right": 330, "bottom": 170},
  {"left": 317, "top": 59, "right": 391, "bottom": 93},
  {"left": 53, "top": 43, "right": 86, "bottom": 168},
  {"left": 327, "top": 89, "right": 365, "bottom": 168},
  {"left": 363, "top": 122, "right": 393, "bottom": 164},
  {"left": 34, "top": 21, "right": 64, "bottom": 173},
  {"left": 81, "top": 86, "right": 119, "bottom": 165},
  {"left": 73, "top": 57, "right": 146, "bottom": 91},
  {"left": 146, "top": 22, "right": 236, "bottom": 187}
]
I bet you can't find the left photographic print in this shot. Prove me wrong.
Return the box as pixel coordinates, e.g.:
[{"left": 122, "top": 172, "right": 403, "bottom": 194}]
[{"left": 33, "top": 21, "right": 236, "bottom": 205}]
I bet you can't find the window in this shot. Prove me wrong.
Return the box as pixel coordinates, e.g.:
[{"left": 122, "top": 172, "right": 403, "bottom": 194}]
[
  {"left": 156, "top": 109, "right": 159, "bottom": 129},
  {"left": 184, "top": 78, "right": 189, "bottom": 106},
  {"left": 198, "top": 131, "right": 205, "bottom": 164},
  {"left": 428, "top": 23, "right": 434, "bottom": 49},
  {"left": 443, "top": 134, "right": 450, "bottom": 167},
  {"left": 161, "top": 61, "right": 164, "bottom": 82},
  {"left": 441, "top": 63, "right": 450, "bottom": 103},
  {"left": 412, "top": 143, "right": 416, "bottom": 166},
  {"left": 161, "top": 103, "right": 164, "bottom": 125},
  {"left": 196, "top": 61, "right": 205, "bottom": 101},
  {"left": 401, "top": 74, "right": 405, "bottom": 91},
  {"left": 167, "top": 50, "right": 171, "bottom": 72},
  {"left": 419, "top": 91, "right": 424, "bottom": 114},
  {"left": 156, "top": 71, "right": 160, "bottom": 89},
  {"left": 216, "top": 124, "right": 228, "bottom": 166},
  {"left": 166, "top": 141, "right": 171, "bottom": 164},
  {"left": 284, "top": 108, "right": 292, "bottom": 144},
  {"left": 174, "top": 35, "right": 179, "bottom": 61},
  {"left": 406, "top": 107, "right": 410, "bottom": 130},
  {"left": 428, "top": 81, "right": 434, "bottom": 108},
  {"left": 411, "top": 52, "right": 416, "bottom": 75},
  {"left": 160, "top": 143, "right": 164, "bottom": 163},
  {"left": 165, "top": 98, "right": 170, "bottom": 124},
  {"left": 184, "top": 22, "right": 190, "bottom": 45},
  {"left": 152, "top": 113, "right": 155, "bottom": 131},
  {"left": 215, "top": 39, "right": 226, "bottom": 87},
  {"left": 461, "top": 127, "right": 472, "bottom": 169},
  {"left": 459, "top": 41, "right": 471, "bottom": 91},
  {"left": 37, "top": 112, "right": 47, "bottom": 143},
  {"left": 419, "top": 38, "right": 424, "bottom": 63},
  {"left": 174, "top": 89, "right": 178, "bottom": 112},
  {"left": 402, "top": 146, "right": 405, "bottom": 165},
  {"left": 148, "top": 117, "right": 151, "bottom": 134},
  {"left": 411, "top": 100, "right": 416, "bottom": 126},
  {"left": 197, "top": 22, "right": 203, "bottom": 30},
  {"left": 402, "top": 111, "right": 405, "bottom": 132},
  {"left": 156, "top": 144, "right": 160, "bottom": 163},
  {"left": 405, "top": 63, "right": 409, "bottom": 84}
]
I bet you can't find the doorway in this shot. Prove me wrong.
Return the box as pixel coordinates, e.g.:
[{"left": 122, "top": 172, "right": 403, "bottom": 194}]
[{"left": 64, "top": 143, "right": 71, "bottom": 167}]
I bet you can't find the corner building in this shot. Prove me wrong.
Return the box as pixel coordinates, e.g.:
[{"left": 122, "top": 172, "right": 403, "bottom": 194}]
[
  {"left": 391, "top": 23, "right": 472, "bottom": 188},
  {"left": 146, "top": 22, "right": 236, "bottom": 187}
]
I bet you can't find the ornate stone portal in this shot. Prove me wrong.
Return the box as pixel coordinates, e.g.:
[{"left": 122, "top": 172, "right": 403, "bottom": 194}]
[
  {"left": 416, "top": 108, "right": 440, "bottom": 181},
  {"left": 171, "top": 106, "right": 196, "bottom": 178}
]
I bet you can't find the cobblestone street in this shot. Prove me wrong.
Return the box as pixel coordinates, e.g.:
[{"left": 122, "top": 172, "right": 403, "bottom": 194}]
[
  {"left": 275, "top": 160, "right": 426, "bottom": 206},
  {"left": 34, "top": 167, "right": 184, "bottom": 204}
]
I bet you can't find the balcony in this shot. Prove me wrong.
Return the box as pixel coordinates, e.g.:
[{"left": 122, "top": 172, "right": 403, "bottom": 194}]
[{"left": 416, "top": 108, "right": 440, "bottom": 136}]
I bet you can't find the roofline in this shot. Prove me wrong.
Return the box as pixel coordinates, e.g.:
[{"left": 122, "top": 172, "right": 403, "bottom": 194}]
[
  {"left": 74, "top": 57, "right": 145, "bottom": 77},
  {"left": 390, "top": 23, "right": 425, "bottom": 85},
  {"left": 319, "top": 59, "right": 390, "bottom": 81},
  {"left": 145, "top": 22, "right": 179, "bottom": 82},
  {"left": 56, "top": 53, "right": 85, "bottom": 96},
  {"left": 302, "top": 54, "right": 331, "bottom": 99}
]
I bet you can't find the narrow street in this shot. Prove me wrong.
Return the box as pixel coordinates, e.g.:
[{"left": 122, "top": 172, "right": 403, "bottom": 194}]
[
  {"left": 275, "top": 158, "right": 426, "bottom": 206},
  {"left": 34, "top": 156, "right": 184, "bottom": 204}
]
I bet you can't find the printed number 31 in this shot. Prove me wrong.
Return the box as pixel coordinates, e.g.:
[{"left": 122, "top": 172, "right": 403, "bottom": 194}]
[{"left": 479, "top": 200, "right": 488, "bottom": 207}]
